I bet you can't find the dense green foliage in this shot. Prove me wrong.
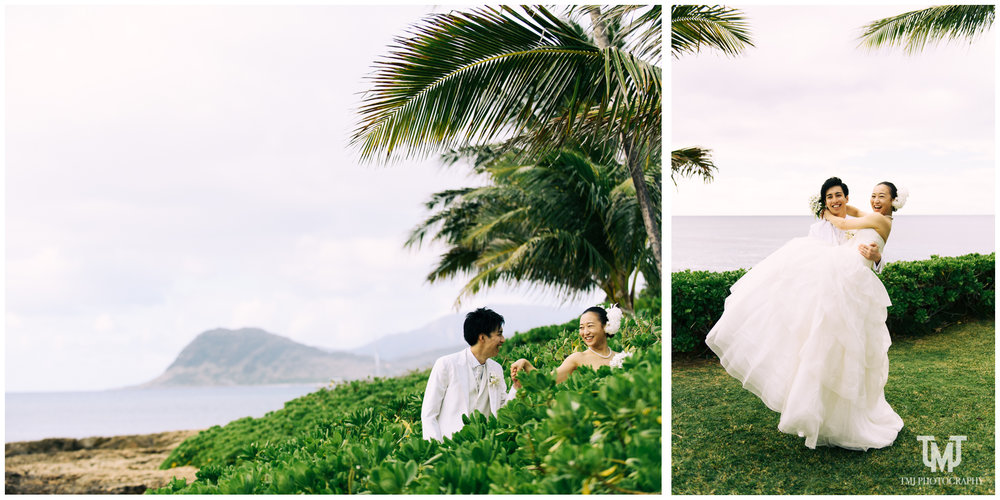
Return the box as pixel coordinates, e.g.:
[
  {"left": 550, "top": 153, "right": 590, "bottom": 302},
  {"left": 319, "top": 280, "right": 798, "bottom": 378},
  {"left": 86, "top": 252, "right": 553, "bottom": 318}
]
[
  {"left": 880, "top": 253, "right": 995, "bottom": 333},
  {"left": 152, "top": 314, "right": 662, "bottom": 494},
  {"left": 673, "top": 318, "right": 995, "bottom": 494},
  {"left": 670, "top": 268, "right": 746, "bottom": 353},
  {"left": 672, "top": 253, "right": 995, "bottom": 353}
]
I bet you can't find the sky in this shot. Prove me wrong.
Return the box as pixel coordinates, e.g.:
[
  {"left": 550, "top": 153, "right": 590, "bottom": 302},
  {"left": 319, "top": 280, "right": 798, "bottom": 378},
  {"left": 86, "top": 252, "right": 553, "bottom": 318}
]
[
  {"left": 672, "top": 4, "right": 995, "bottom": 216},
  {"left": 3, "top": 5, "right": 608, "bottom": 392}
]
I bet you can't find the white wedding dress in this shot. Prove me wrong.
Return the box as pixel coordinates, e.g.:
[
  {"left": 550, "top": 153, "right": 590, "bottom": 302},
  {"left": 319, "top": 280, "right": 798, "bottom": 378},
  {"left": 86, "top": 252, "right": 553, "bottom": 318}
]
[{"left": 705, "top": 228, "right": 904, "bottom": 450}]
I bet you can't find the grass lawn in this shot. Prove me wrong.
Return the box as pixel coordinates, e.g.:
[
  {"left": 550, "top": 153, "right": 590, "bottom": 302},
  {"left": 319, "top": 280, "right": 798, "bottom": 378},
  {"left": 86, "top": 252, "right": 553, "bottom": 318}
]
[{"left": 671, "top": 318, "right": 995, "bottom": 495}]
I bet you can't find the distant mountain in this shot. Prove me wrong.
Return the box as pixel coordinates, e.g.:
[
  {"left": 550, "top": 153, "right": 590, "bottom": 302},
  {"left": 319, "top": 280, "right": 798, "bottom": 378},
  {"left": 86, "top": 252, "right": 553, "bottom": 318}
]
[
  {"left": 142, "top": 305, "right": 583, "bottom": 387},
  {"left": 143, "top": 328, "right": 376, "bottom": 386},
  {"left": 349, "top": 304, "right": 579, "bottom": 360}
]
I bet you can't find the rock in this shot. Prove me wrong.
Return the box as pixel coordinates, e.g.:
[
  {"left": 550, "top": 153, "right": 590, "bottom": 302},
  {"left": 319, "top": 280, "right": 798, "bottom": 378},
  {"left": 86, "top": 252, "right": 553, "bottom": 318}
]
[
  {"left": 5, "top": 438, "right": 82, "bottom": 457},
  {"left": 4, "top": 430, "right": 200, "bottom": 495}
]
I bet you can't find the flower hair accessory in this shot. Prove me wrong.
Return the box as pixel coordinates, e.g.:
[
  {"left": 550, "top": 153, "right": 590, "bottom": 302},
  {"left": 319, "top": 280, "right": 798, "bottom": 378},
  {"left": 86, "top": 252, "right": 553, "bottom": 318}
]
[
  {"left": 891, "top": 186, "right": 909, "bottom": 211},
  {"left": 808, "top": 194, "right": 824, "bottom": 219},
  {"left": 604, "top": 304, "right": 623, "bottom": 336}
]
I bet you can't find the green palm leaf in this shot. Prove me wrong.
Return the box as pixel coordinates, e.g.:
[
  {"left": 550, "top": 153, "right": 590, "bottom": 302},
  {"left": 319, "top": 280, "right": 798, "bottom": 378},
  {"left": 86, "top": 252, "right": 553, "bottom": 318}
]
[
  {"left": 671, "top": 147, "right": 716, "bottom": 185},
  {"left": 572, "top": 5, "right": 662, "bottom": 65},
  {"left": 357, "top": 5, "right": 664, "bottom": 280},
  {"left": 408, "top": 145, "right": 657, "bottom": 311},
  {"left": 352, "top": 6, "right": 630, "bottom": 163},
  {"left": 858, "top": 5, "right": 994, "bottom": 54},
  {"left": 671, "top": 5, "right": 754, "bottom": 59}
]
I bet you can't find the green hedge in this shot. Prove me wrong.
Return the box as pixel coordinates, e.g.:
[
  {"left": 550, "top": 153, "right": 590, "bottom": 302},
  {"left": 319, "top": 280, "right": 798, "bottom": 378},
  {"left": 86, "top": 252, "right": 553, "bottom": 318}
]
[
  {"left": 152, "top": 313, "right": 662, "bottom": 494},
  {"left": 672, "top": 253, "right": 995, "bottom": 354}
]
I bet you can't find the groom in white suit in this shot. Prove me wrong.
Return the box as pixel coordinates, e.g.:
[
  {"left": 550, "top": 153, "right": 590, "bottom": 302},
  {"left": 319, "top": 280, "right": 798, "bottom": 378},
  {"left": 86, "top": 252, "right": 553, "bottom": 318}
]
[{"left": 421, "top": 307, "right": 515, "bottom": 441}]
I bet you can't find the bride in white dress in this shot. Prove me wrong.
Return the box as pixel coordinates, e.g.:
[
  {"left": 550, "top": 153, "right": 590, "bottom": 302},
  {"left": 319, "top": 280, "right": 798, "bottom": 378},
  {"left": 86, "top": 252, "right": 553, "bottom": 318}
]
[
  {"left": 509, "top": 305, "right": 631, "bottom": 390},
  {"left": 705, "top": 181, "right": 906, "bottom": 451}
]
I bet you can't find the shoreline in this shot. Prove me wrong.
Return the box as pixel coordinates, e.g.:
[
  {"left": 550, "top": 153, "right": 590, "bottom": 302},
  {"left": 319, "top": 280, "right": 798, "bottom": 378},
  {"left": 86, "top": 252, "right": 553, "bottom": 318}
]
[{"left": 5, "top": 429, "right": 201, "bottom": 494}]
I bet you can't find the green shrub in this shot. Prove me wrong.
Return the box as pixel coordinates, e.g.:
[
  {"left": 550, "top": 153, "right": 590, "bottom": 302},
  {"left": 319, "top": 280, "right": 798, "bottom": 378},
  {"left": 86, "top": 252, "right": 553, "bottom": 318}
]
[
  {"left": 881, "top": 253, "right": 995, "bottom": 333},
  {"left": 152, "top": 311, "right": 662, "bottom": 494},
  {"left": 671, "top": 253, "right": 995, "bottom": 354},
  {"left": 634, "top": 284, "right": 662, "bottom": 319},
  {"left": 671, "top": 269, "right": 745, "bottom": 354}
]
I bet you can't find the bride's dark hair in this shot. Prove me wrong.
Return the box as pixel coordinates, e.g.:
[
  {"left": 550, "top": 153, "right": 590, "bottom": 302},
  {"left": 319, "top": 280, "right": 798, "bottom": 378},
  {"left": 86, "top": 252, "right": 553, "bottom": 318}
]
[
  {"left": 820, "top": 177, "right": 849, "bottom": 207},
  {"left": 877, "top": 181, "right": 898, "bottom": 198},
  {"left": 876, "top": 181, "right": 899, "bottom": 213},
  {"left": 582, "top": 306, "right": 608, "bottom": 326}
]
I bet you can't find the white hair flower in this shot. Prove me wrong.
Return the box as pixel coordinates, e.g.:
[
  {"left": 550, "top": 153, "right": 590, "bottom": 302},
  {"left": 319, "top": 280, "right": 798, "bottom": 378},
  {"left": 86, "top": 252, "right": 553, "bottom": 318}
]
[
  {"left": 604, "top": 304, "right": 623, "bottom": 336},
  {"left": 892, "top": 185, "right": 909, "bottom": 211}
]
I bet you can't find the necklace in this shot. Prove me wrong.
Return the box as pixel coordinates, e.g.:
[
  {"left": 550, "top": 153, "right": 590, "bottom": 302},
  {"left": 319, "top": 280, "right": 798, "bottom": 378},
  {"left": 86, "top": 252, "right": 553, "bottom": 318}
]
[{"left": 588, "top": 346, "right": 613, "bottom": 359}]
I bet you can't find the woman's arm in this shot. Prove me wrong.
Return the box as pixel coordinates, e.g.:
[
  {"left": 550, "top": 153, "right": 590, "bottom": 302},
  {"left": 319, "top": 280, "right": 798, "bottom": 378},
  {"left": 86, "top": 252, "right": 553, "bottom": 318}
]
[
  {"left": 824, "top": 211, "right": 885, "bottom": 231},
  {"left": 824, "top": 211, "right": 892, "bottom": 241},
  {"left": 510, "top": 358, "right": 534, "bottom": 389},
  {"left": 512, "top": 352, "right": 582, "bottom": 387},
  {"left": 554, "top": 353, "right": 582, "bottom": 384},
  {"left": 845, "top": 205, "right": 866, "bottom": 217}
]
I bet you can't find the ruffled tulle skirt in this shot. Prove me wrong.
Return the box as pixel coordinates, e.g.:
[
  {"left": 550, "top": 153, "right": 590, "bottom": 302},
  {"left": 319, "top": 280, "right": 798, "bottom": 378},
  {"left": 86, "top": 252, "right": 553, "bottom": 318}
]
[{"left": 705, "top": 236, "right": 904, "bottom": 450}]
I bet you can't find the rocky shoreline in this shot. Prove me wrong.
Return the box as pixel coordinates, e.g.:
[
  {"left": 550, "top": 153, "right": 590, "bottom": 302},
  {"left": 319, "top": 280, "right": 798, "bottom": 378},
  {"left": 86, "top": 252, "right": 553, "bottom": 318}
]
[{"left": 5, "top": 430, "right": 200, "bottom": 494}]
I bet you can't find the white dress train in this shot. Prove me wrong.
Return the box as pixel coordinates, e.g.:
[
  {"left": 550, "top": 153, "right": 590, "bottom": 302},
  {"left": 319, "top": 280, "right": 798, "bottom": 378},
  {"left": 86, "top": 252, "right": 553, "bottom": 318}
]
[{"left": 705, "top": 228, "right": 904, "bottom": 450}]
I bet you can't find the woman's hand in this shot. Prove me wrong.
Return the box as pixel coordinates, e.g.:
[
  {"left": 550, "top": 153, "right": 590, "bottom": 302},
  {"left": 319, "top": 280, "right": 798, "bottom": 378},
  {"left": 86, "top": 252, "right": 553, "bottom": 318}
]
[
  {"left": 824, "top": 210, "right": 848, "bottom": 228},
  {"left": 510, "top": 358, "right": 534, "bottom": 389}
]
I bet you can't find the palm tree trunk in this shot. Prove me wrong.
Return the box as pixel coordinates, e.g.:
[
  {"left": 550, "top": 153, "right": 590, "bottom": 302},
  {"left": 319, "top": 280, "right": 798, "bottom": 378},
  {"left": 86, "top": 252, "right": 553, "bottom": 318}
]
[
  {"left": 622, "top": 139, "right": 663, "bottom": 276},
  {"left": 590, "top": 9, "right": 663, "bottom": 277},
  {"left": 629, "top": 264, "right": 640, "bottom": 310},
  {"left": 601, "top": 269, "right": 635, "bottom": 314}
]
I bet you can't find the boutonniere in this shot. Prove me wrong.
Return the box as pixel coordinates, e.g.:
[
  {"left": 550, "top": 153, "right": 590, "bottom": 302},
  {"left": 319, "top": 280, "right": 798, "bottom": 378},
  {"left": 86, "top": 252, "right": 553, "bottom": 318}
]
[{"left": 488, "top": 373, "right": 500, "bottom": 387}]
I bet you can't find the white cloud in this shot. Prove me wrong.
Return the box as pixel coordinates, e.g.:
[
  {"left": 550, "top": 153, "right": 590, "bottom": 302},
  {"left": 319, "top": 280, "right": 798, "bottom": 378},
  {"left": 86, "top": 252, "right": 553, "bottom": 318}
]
[
  {"left": 93, "top": 314, "right": 115, "bottom": 334},
  {"left": 672, "top": 5, "right": 994, "bottom": 215},
  {"left": 5, "top": 5, "right": 615, "bottom": 392},
  {"left": 229, "top": 299, "right": 280, "bottom": 332}
]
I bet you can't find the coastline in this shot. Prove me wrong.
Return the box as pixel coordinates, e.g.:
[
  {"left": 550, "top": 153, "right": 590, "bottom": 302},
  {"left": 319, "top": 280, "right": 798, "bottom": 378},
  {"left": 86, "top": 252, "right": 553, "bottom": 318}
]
[{"left": 5, "top": 429, "right": 200, "bottom": 494}]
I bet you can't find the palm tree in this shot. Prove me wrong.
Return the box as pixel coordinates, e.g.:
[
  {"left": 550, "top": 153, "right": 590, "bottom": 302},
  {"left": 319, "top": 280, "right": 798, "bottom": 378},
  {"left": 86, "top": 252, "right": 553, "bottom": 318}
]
[
  {"left": 406, "top": 145, "right": 660, "bottom": 313},
  {"left": 858, "top": 5, "right": 994, "bottom": 54},
  {"left": 352, "top": 5, "right": 664, "bottom": 276},
  {"left": 670, "top": 5, "right": 752, "bottom": 184}
]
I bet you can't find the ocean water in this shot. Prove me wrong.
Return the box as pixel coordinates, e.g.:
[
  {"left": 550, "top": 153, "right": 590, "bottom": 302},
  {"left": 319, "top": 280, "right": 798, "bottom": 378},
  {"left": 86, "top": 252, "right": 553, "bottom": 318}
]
[
  {"left": 4, "top": 384, "right": 323, "bottom": 443},
  {"left": 672, "top": 215, "right": 995, "bottom": 272}
]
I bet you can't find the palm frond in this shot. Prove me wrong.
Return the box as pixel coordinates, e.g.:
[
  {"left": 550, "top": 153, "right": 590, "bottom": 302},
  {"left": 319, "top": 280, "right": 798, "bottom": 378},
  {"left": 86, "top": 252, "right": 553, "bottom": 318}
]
[
  {"left": 352, "top": 5, "right": 661, "bottom": 166},
  {"left": 671, "top": 5, "right": 754, "bottom": 59},
  {"left": 353, "top": 6, "right": 605, "bottom": 163},
  {"left": 671, "top": 147, "right": 716, "bottom": 185},
  {"left": 356, "top": 5, "right": 664, "bottom": 281},
  {"left": 615, "top": 5, "right": 662, "bottom": 64},
  {"left": 410, "top": 143, "right": 656, "bottom": 310},
  {"left": 578, "top": 5, "right": 662, "bottom": 64},
  {"left": 858, "top": 5, "right": 994, "bottom": 54}
]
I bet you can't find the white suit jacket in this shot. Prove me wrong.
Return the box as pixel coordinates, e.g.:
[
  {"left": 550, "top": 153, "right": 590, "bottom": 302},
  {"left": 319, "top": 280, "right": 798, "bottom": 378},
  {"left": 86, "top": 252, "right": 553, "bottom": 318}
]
[
  {"left": 421, "top": 348, "right": 514, "bottom": 441},
  {"left": 808, "top": 219, "right": 885, "bottom": 273}
]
